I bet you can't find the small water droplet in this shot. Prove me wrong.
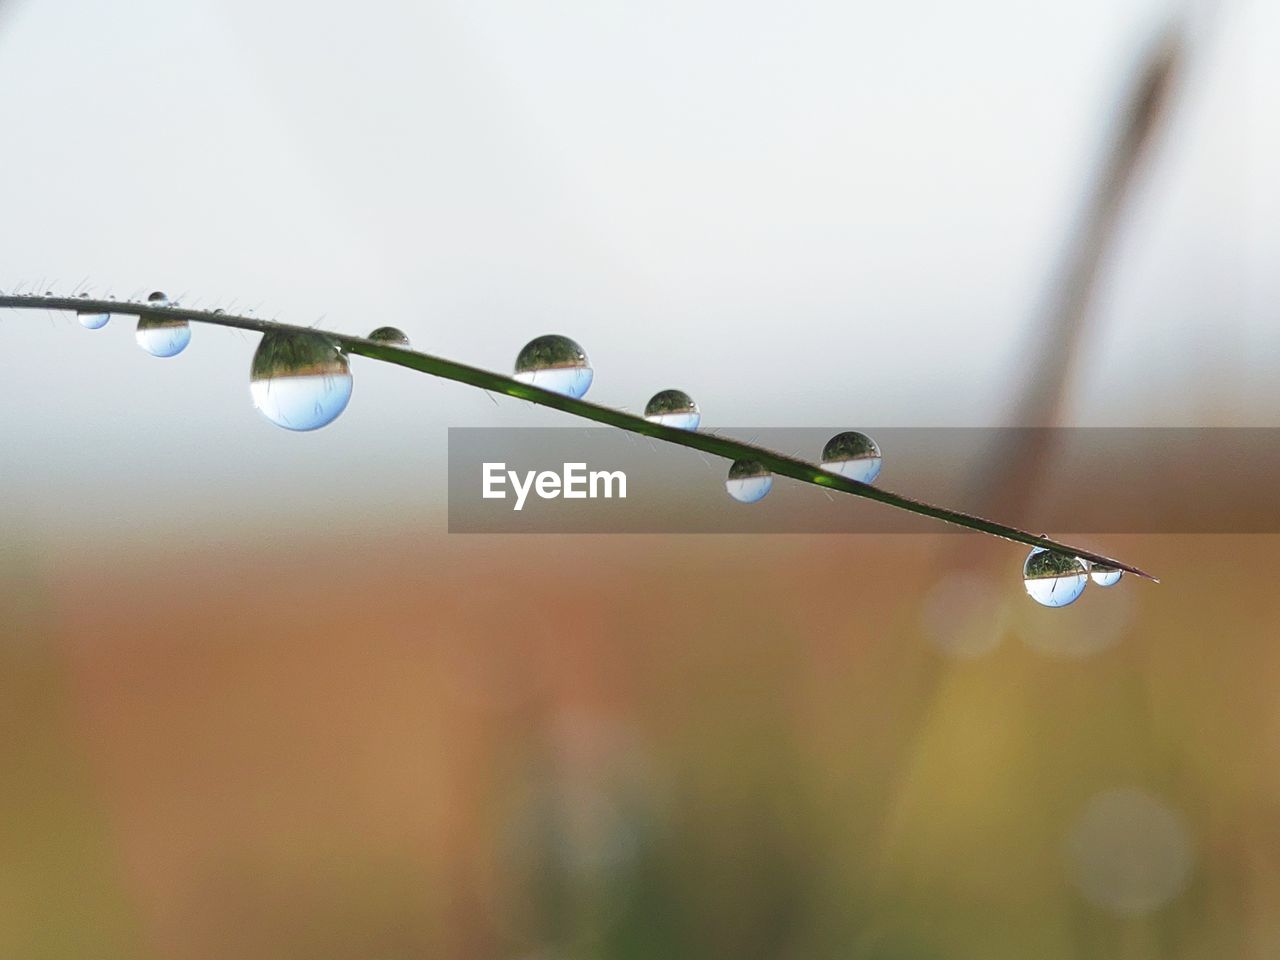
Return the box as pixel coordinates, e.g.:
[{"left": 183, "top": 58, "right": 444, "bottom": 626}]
[
  {"left": 249, "top": 331, "right": 352, "bottom": 431},
  {"left": 644, "top": 389, "right": 700, "bottom": 430},
  {"left": 146, "top": 291, "right": 169, "bottom": 305},
  {"left": 514, "top": 335, "right": 593, "bottom": 399},
  {"left": 1090, "top": 564, "right": 1123, "bottom": 587},
  {"left": 212, "top": 308, "right": 225, "bottom": 315},
  {"left": 78, "top": 308, "right": 110, "bottom": 329},
  {"left": 136, "top": 315, "right": 191, "bottom": 357},
  {"left": 368, "top": 326, "right": 411, "bottom": 347},
  {"left": 725, "top": 459, "right": 772, "bottom": 503},
  {"left": 1023, "top": 547, "right": 1088, "bottom": 607},
  {"left": 821, "top": 431, "right": 882, "bottom": 483}
]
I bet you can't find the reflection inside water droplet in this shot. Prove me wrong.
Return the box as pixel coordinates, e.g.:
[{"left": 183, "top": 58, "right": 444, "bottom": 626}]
[
  {"left": 1091, "top": 564, "right": 1123, "bottom": 587},
  {"left": 368, "top": 326, "right": 411, "bottom": 347},
  {"left": 249, "top": 331, "right": 352, "bottom": 431},
  {"left": 136, "top": 315, "right": 191, "bottom": 357},
  {"left": 644, "top": 389, "right": 700, "bottom": 430},
  {"left": 146, "top": 291, "right": 169, "bottom": 305},
  {"left": 1023, "top": 547, "right": 1088, "bottom": 608},
  {"left": 821, "top": 431, "right": 882, "bottom": 483},
  {"left": 725, "top": 459, "right": 772, "bottom": 503},
  {"left": 513, "top": 335, "right": 593, "bottom": 399}
]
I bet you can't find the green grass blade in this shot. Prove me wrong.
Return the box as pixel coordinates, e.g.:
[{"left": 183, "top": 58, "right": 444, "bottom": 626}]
[{"left": 0, "top": 294, "right": 1158, "bottom": 581}]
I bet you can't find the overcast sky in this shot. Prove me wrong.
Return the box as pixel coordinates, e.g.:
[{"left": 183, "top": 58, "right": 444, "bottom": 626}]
[{"left": 0, "top": 0, "right": 1275, "bottom": 547}]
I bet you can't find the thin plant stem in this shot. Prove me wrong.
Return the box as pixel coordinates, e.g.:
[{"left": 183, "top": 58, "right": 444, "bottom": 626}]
[{"left": 1, "top": 293, "right": 1157, "bottom": 580}]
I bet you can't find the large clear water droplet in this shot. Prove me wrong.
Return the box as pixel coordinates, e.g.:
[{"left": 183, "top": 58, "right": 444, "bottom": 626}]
[
  {"left": 249, "top": 331, "right": 352, "bottom": 431},
  {"left": 136, "top": 315, "right": 191, "bottom": 357},
  {"left": 146, "top": 291, "right": 169, "bottom": 305},
  {"left": 821, "top": 431, "right": 882, "bottom": 483},
  {"left": 1090, "top": 564, "right": 1123, "bottom": 587},
  {"left": 644, "top": 389, "right": 700, "bottom": 430},
  {"left": 76, "top": 292, "right": 109, "bottom": 330},
  {"left": 368, "top": 326, "right": 411, "bottom": 347},
  {"left": 513, "top": 335, "right": 593, "bottom": 399},
  {"left": 1023, "top": 547, "right": 1088, "bottom": 607},
  {"left": 725, "top": 459, "right": 773, "bottom": 503}
]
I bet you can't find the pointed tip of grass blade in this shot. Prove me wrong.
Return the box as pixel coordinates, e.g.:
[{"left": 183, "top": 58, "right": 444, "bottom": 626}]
[
  {"left": 1075, "top": 550, "right": 1159, "bottom": 583},
  {"left": 1118, "top": 564, "right": 1161, "bottom": 584}
]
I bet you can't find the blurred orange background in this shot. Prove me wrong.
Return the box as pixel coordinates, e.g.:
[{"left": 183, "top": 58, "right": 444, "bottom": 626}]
[{"left": 4, "top": 530, "right": 1277, "bottom": 958}]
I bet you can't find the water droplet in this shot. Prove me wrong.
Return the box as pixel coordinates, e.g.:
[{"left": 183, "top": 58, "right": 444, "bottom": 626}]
[
  {"left": 146, "top": 291, "right": 169, "bottom": 305},
  {"left": 513, "top": 335, "right": 593, "bottom": 399},
  {"left": 249, "top": 331, "right": 352, "bottom": 431},
  {"left": 1090, "top": 564, "right": 1123, "bottom": 587},
  {"left": 77, "top": 307, "right": 110, "bottom": 329},
  {"left": 725, "top": 459, "right": 772, "bottom": 503},
  {"left": 136, "top": 315, "right": 191, "bottom": 357},
  {"left": 368, "top": 326, "right": 411, "bottom": 347},
  {"left": 1023, "top": 547, "right": 1087, "bottom": 608},
  {"left": 821, "top": 431, "right": 882, "bottom": 483},
  {"left": 644, "top": 389, "right": 700, "bottom": 430}
]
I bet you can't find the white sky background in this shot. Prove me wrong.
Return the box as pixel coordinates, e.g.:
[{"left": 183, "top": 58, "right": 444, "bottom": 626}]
[{"left": 0, "top": 0, "right": 1275, "bottom": 547}]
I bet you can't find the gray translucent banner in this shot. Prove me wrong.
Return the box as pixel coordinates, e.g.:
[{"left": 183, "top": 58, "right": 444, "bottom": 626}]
[{"left": 447, "top": 428, "right": 1280, "bottom": 533}]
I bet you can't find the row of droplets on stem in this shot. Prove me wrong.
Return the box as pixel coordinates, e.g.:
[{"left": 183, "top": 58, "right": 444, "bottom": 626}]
[{"left": 74, "top": 294, "right": 1122, "bottom": 608}]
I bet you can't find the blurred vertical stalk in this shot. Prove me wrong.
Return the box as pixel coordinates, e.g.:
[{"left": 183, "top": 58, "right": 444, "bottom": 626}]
[
  {"left": 972, "top": 25, "right": 1185, "bottom": 517},
  {"left": 872, "top": 18, "right": 1194, "bottom": 890}
]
